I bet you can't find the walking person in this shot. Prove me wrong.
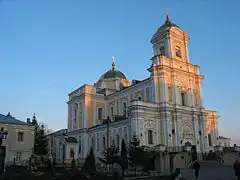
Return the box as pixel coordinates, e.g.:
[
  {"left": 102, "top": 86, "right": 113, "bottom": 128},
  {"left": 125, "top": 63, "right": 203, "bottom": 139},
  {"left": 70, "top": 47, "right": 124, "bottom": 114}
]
[
  {"left": 192, "top": 160, "right": 200, "bottom": 179},
  {"left": 233, "top": 156, "right": 240, "bottom": 180}
]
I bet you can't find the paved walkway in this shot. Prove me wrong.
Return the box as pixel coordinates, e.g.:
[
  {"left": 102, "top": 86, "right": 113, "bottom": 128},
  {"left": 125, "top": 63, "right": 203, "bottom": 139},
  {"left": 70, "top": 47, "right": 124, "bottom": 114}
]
[{"left": 181, "top": 161, "right": 236, "bottom": 180}]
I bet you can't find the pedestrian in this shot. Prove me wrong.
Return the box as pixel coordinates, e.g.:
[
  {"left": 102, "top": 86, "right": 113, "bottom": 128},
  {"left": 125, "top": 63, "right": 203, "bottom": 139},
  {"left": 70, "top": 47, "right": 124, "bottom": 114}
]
[
  {"left": 192, "top": 160, "right": 200, "bottom": 179},
  {"left": 233, "top": 156, "right": 240, "bottom": 180}
]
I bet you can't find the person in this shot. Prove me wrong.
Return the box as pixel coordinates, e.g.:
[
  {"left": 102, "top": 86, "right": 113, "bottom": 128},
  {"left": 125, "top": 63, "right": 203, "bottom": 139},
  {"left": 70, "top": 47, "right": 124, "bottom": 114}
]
[
  {"left": 233, "top": 156, "right": 240, "bottom": 180},
  {"left": 192, "top": 160, "right": 200, "bottom": 179}
]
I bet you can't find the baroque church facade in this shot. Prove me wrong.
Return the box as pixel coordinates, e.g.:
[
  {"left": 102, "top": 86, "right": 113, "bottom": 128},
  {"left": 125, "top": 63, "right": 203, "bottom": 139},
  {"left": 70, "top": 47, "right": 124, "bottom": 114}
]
[{"left": 51, "top": 13, "right": 219, "bottom": 162}]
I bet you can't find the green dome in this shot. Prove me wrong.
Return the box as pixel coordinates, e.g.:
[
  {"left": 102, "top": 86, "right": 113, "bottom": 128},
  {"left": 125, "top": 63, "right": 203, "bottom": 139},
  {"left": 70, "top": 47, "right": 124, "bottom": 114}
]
[{"left": 103, "top": 69, "right": 126, "bottom": 79}]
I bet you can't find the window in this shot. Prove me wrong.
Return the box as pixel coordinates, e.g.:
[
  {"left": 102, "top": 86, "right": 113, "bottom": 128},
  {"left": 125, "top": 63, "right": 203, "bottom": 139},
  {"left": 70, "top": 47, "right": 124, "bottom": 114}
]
[
  {"left": 181, "top": 92, "right": 186, "bottom": 106},
  {"left": 110, "top": 107, "right": 114, "bottom": 117},
  {"left": 103, "top": 137, "right": 106, "bottom": 150},
  {"left": 70, "top": 148, "right": 75, "bottom": 158},
  {"left": 160, "top": 46, "right": 165, "bottom": 56},
  {"left": 116, "top": 134, "right": 120, "bottom": 147},
  {"left": 138, "top": 96, "right": 142, "bottom": 101},
  {"left": 92, "top": 137, "right": 94, "bottom": 150},
  {"left": 175, "top": 46, "right": 181, "bottom": 57},
  {"left": 208, "top": 134, "right": 212, "bottom": 146},
  {"left": 18, "top": 132, "right": 24, "bottom": 142},
  {"left": 78, "top": 138, "right": 81, "bottom": 153},
  {"left": 98, "top": 108, "right": 103, "bottom": 120},
  {"left": 97, "top": 137, "right": 99, "bottom": 152},
  {"left": 16, "top": 152, "right": 21, "bottom": 161},
  {"left": 148, "top": 130, "right": 153, "bottom": 145},
  {"left": 123, "top": 102, "right": 127, "bottom": 116}
]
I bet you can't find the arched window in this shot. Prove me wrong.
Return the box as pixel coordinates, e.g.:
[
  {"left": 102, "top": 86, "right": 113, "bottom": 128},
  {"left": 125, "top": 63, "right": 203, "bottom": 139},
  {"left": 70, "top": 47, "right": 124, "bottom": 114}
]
[
  {"left": 181, "top": 92, "right": 186, "bottom": 106},
  {"left": 160, "top": 46, "right": 165, "bottom": 56},
  {"left": 176, "top": 46, "right": 181, "bottom": 57},
  {"left": 138, "top": 96, "right": 142, "bottom": 101}
]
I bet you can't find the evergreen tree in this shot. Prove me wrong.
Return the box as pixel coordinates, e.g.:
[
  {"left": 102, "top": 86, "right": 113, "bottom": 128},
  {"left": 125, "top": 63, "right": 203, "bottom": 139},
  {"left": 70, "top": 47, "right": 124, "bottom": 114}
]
[
  {"left": 128, "top": 135, "right": 144, "bottom": 176},
  {"left": 120, "top": 139, "right": 128, "bottom": 176},
  {"left": 30, "top": 114, "right": 49, "bottom": 155},
  {"left": 99, "top": 142, "right": 120, "bottom": 171},
  {"left": 82, "top": 147, "right": 96, "bottom": 176}
]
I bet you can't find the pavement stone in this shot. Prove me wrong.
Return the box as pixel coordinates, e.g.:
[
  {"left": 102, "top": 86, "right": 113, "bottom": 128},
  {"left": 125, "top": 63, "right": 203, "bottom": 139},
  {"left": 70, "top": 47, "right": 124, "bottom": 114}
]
[{"left": 180, "top": 162, "right": 237, "bottom": 180}]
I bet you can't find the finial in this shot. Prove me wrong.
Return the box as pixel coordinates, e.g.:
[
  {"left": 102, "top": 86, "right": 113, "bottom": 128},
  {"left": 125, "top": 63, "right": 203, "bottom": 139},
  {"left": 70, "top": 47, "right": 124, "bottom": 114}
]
[
  {"left": 112, "top": 56, "right": 116, "bottom": 70},
  {"left": 165, "top": 8, "right": 170, "bottom": 23}
]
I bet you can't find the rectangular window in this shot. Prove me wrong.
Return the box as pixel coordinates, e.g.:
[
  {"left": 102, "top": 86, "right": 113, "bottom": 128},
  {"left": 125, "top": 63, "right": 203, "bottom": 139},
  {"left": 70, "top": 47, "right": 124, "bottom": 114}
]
[
  {"left": 111, "top": 107, "right": 114, "bottom": 117},
  {"left": 148, "top": 130, "right": 153, "bottom": 145},
  {"left": 98, "top": 108, "right": 103, "bottom": 120},
  {"left": 18, "top": 132, "right": 24, "bottom": 142},
  {"left": 78, "top": 137, "right": 81, "bottom": 153},
  {"left": 103, "top": 137, "right": 106, "bottom": 150},
  {"left": 16, "top": 152, "right": 21, "bottom": 161},
  {"left": 70, "top": 148, "right": 74, "bottom": 158},
  {"left": 123, "top": 102, "right": 127, "bottom": 116},
  {"left": 97, "top": 137, "right": 99, "bottom": 152},
  {"left": 208, "top": 134, "right": 212, "bottom": 146},
  {"left": 116, "top": 134, "right": 120, "bottom": 147}
]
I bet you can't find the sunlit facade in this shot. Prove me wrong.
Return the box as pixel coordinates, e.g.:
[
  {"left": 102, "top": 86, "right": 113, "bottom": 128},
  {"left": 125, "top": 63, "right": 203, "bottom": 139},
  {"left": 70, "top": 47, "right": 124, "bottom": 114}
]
[{"left": 58, "top": 13, "right": 220, "bottom": 161}]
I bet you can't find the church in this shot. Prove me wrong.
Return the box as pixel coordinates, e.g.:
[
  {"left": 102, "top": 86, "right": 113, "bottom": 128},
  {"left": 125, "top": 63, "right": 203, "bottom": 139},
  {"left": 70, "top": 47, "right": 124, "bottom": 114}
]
[{"left": 50, "top": 12, "right": 219, "bottom": 163}]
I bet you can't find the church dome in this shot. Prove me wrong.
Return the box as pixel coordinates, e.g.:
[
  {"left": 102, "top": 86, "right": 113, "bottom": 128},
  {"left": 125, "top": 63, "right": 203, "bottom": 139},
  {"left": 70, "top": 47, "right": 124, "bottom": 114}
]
[
  {"left": 103, "top": 69, "right": 126, "bottom": 79},
  {"left": 151, "top": 13, "right": 181, "bottom": 43}
]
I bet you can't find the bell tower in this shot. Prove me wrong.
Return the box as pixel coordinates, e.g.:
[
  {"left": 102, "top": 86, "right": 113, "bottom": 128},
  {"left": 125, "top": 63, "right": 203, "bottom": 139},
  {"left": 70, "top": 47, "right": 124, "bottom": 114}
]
[{"left": 151, "top": 9, "right": 190, "bottom": 63}]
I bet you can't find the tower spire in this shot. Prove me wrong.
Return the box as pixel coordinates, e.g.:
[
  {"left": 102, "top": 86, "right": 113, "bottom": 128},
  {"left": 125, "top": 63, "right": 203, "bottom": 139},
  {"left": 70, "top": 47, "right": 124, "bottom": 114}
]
[
  {"left": 165, "top": 8, "right": 170, "bottom": 23},
  {"left": 112, "top": 56, "right": 116, "bottom": 70}
]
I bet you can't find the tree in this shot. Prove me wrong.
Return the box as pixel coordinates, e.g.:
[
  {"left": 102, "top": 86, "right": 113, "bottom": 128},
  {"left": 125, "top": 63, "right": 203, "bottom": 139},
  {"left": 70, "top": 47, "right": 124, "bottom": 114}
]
[
  {"left": 29, "top": 114, "right": 49, "bottom": 155},
  {"left": 99, "top": 142, "right": 120, "bottom": 171},
  {"left": 82, "top": 147, "right": 96, "bottom": 176},
  {"left": 128, "top": 135, "right": 142, "bottom": 176},
  {"left": 120, "top": 140, "right": 128, "bottom": 176}
]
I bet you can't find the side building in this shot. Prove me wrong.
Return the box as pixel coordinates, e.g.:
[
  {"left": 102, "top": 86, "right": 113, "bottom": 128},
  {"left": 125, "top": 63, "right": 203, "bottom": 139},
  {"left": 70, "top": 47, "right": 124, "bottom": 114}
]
[
  {"left": 0, "top": 113, "right": 35, "bottom": 163},
  {"left": 51, "top": 13, "right": 220, "bottom": 163}
]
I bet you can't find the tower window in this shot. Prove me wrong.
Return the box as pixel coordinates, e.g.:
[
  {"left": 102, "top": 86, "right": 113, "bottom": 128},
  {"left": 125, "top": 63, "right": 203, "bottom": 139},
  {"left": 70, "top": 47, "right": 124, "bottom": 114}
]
[
  {"left": 138, "top": 96, "right": 142, "bottom": 101},
  {"left": 176, "top": 46, "right": 181, "bottom": 57},
  {"left": 181, "top": 92, "right": 186, "bottom": 106},
  {"left": 160, "top": 46, "right": 165, "bottom": 56},
  {"left": 148, "top": 130, "right": 153, "bottom": 145}
]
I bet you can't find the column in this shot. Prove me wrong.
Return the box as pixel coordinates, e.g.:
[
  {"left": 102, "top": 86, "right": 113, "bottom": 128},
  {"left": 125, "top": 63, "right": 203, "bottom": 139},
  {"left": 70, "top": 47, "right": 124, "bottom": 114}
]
[
  {"left": 197, "top": 79, "right": 204, "bottom": 108},
  {"left": 175, "top": 113, "right": 180, "bottom": 146}
]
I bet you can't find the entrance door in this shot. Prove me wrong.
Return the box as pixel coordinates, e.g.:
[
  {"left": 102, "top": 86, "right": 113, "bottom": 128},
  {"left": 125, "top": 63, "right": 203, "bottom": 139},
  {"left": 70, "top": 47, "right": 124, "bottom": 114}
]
[{"left": 191, "top": 145, "right": 197, "bottom": 161}]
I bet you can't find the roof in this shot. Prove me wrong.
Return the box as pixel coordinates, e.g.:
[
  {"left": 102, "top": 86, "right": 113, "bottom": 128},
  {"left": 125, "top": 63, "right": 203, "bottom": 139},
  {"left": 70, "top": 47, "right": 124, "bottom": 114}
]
[
  {"left": 48, "top": 129, "right": 67, "bottom": 136},
  {"left": 103, "top": 69, "right": 126, "bottom": 79},
  {"left": 0, "top": 113, "right": 29, "bottom": 126},
  {"left": 218, "top": 136, "right": 231, "bottom": 140},
  {"left": 151, "top": 17, "right": 181, "bottom": 43}
]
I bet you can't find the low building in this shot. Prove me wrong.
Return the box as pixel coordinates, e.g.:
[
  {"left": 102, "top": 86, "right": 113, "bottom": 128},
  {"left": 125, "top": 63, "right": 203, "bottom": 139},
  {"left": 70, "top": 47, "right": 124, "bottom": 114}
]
[
  {"left": 217, "top": 136, "right": 231, "bottom": 147},
  {"left": 0, "top": 112, "right": 35, "bottom": 163}
]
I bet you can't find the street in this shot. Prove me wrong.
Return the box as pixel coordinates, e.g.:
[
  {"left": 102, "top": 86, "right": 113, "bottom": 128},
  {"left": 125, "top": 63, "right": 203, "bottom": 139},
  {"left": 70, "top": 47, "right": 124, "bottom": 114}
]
[{"left": 181, "top": 161, "right": 237, "bottom": 180}]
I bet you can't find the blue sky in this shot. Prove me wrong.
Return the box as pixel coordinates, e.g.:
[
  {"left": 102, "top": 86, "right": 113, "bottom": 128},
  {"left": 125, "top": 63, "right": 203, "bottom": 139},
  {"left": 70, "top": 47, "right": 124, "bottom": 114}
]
[{"left": 0, "top": 0, "right": 239, "bottom": 144}]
